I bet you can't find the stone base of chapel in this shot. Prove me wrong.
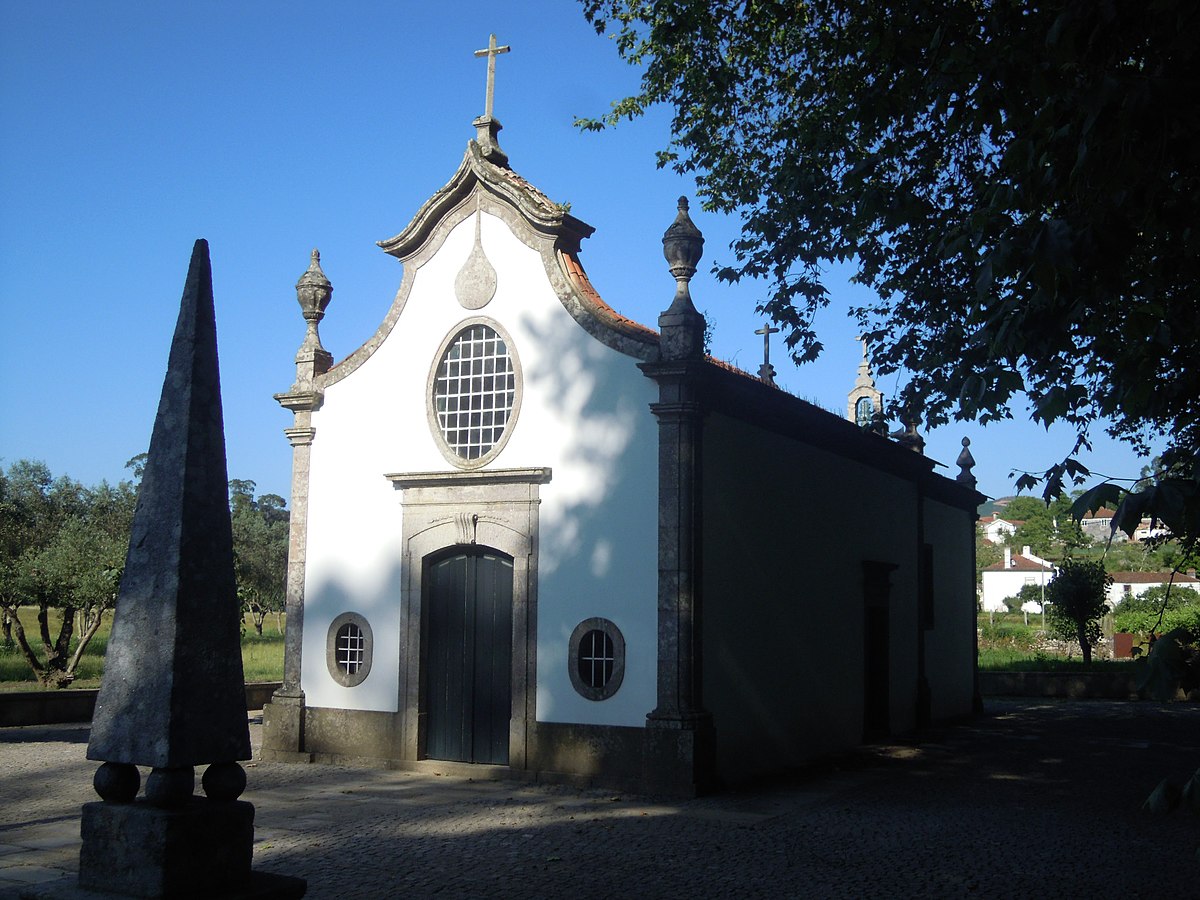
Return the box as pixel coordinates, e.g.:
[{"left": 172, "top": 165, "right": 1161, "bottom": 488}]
[{"left": 262, "top": 701, "right": 717, "bottom": 798}]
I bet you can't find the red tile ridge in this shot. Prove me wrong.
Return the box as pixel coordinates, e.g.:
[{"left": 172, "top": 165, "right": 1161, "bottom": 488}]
[
  {"left": 493, "top": 165, "right": 559, "bottom": 215},
  {"left": 704, "top": 354, "right": 774, "bottom": 385},
  {"left": 559, "top": 251, "right": 789, "bottom": 393},
  {"left": 983, "top": 555, "right": 1054, "bottom": 572},
  {"left": 559, "top": 251, "right": 659, "bottom": 341},
  {"left": 1110, "top": 571, "right": 1199, "bottom": 584}
]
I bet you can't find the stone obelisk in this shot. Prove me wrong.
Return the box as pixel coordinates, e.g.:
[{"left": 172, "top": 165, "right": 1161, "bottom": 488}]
[{"left": 75, "top": 240, "right": 305, "bottom": 898}]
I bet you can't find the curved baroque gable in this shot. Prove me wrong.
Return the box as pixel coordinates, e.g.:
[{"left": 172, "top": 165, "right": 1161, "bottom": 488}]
[{"left": 318, "top": 139, "right": 659, "bottom": 390}]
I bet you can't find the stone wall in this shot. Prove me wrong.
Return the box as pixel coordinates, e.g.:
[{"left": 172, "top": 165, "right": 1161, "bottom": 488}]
[
  {"left": 0, "top": 683, "right": 282, "bottom": 728},
  {"left": 978, "top": 671, "right": 1137, "bottom": 699}
]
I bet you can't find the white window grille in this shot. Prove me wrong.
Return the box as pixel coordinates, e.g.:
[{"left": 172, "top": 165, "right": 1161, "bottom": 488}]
[
  {"left": 433, "top": 324, "right": 515, "bottom": 460},
  {"left": 336, "top": 623, "right": 366, "bottom": 674},
  {"left": 578, "top": 629, "right": 616, "bottom": 689},
  {"left": 326, "top": 613, "right": 373, "bottom": 687}
]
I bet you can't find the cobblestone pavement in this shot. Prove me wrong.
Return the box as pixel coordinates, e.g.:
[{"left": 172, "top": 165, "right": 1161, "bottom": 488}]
[{"left": 1, "top": 699, "right": 1197, "bottom": 899}]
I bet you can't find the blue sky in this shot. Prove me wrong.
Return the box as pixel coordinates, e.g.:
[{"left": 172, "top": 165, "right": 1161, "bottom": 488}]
[{"left": 0, "top": 2, "right": 1157, "bottom": 503}]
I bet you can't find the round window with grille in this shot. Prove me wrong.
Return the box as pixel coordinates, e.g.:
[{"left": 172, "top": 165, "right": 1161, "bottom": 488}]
[{"left": 430, "top": 321, "right": 519, "bottom": 467}]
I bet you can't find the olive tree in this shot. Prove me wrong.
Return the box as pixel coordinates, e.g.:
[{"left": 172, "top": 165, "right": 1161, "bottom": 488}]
[
  {"left": 229, "top": 480, "right": 288, "bottom": 635},
  {"left": 1043, "top": 559, "right": 1112, "bottom": 664},
  {"left": 0, "top": 461, "right": 134, "bottom": 687}
]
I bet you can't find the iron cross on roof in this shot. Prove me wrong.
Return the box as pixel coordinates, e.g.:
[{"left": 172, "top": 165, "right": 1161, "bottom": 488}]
[
  {"left": 474, "top": 33, "right": 511, "bottom": 120},
  {"left": 756, "top": 323, "right": 780, "bottom": 385}
]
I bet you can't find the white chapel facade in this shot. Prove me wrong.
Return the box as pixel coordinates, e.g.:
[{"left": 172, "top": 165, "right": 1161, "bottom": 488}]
[{"left": 261, "top": 69, "right": 984, "bottom": 794}]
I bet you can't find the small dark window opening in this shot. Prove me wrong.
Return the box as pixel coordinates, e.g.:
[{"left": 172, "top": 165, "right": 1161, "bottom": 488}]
[
  {"left": 568, "top": 618, "right": 626, "bottom": 701},
  {"left": 919, "top": 543, "right": 934, "bottom": 628},
  {"left": 577, "top": 629, "right": 615, "bottom": 689},
  {"left": 855, "top": 396, "right": 874, "bottom": 428}
]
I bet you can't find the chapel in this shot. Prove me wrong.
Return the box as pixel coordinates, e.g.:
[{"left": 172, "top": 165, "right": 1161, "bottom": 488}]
[{"left": 261, "top": 51, "right": 984, "bottom": 795}]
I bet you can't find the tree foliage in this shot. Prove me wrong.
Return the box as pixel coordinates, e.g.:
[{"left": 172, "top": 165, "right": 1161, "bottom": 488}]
[
  {"left": 975, "top": 524, "right": 1002, "bottom": 586},
  {"left": 0, "top": 460, "right": 289, "bottom": 686},
  {"left": 999, "top": 583, "right": 1045, "bottom": 624},
  {"left": 1001, "top": 494, "right": 1087, "bottom": 557},
  {"left": 0, "top": 460, "right": 135, "bottom": 687},
  {"left": 1043, "top": 558, "right": 1112, "bottom": 663},
  {"left": 228, "top": 480, "right": 289, "bottom": 636},
  {"left": 1112, "top": 583, "right": 1200, "bottom": 637},
  {"left": 999, "top": 497, "right": 1047, "bottom": 524},
  {"left": 1014, "top": 582, "right": 1046, "bottom": 610},
  {"left": 580, "top": 0, "right": 1200, "bottom": 547}
]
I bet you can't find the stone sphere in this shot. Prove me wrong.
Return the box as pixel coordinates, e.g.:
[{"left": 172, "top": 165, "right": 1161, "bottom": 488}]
[
  {"left": 202, "top": 762, "right": 247, "bottom": 802},
  {"left": 93, "top": 762, "right": 140, "bottom": 803},
  {"left": 145, "top": 766, "right": 195, "bottom": 808}
]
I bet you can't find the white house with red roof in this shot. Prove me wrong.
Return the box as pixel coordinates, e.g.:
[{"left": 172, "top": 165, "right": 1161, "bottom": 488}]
[
  {"left": 981, "top": 546, "right": 1056, "bottom": 611},
  {"left": 259, "top": 90, "right": 984, "bottom": 796},
  {"left": 1107, "top": 571, "right": 1200, "bottom": 606},
  {"left": 1132, "top": 521, "right": 1173, "bottom": 543},
  {"left": 1079, "top": 507, "right": 1119, "bottom": 542},
  {"left": 979, "top": 515, "right": 1019, "bottom": 545}
]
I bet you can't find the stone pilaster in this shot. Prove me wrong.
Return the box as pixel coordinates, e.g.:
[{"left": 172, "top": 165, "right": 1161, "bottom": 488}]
[
  {"left": 639, "top": 377, "right": 716, "bottom": 796},
  {"left": 637, "top": 198, "right": 715, "bottom": 797},
  {"left": 261, "top": 415, "right": 319, "bottom": 760},
  {"left": 957, "top": 438, "right": 984, "bottom": 713},
  {"left": 915, "top": 491, "right": 932, "bottom": 729},
  {"left": 262, "top": 250, "right": 332, "bottom": 761}
]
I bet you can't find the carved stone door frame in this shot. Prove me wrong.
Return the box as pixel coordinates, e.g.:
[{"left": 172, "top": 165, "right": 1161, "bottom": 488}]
[{"left": 386, "top": 467, "right": 550, "bottom": 769}]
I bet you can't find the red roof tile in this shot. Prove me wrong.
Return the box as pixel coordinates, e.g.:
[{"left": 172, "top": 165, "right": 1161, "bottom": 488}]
[
  {"left": 982, "top": 555, "right": 1054, "bottom": 572},
  {"left": 1110, "top": 571, "right": 1199, "bottom": 584},
  {"left": 559, "top": 252, "right": 793, "bottom": 395},
  {"left": 559, "top": 251, "right": 659, "bottom": 342}
]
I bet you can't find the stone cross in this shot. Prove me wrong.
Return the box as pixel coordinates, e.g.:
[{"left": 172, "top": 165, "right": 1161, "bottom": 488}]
[
  {"left": 474, "top": 33, "right": 511, "bottom": 119},
  {"left": 756, "top": 323, "right": 780, "bottom": 385}
]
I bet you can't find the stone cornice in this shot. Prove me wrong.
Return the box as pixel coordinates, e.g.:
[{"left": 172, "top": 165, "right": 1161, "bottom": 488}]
[
  {"left": 666, "top": 359, "right": 986, "bottom": 512},
  {"left": 385, "top": 467, "right": 553, "bottom": 490},
  {"left": 377, "top": 141, "right": 594, "bottom": 263},
  {"left": 274, "top": 390, "right": 324, "bottom": 413},
  {"left": 283, "top": 427, "right": 316, "bottom": 448}
]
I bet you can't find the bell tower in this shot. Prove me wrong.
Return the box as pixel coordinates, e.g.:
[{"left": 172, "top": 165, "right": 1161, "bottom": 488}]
[{"left": 848, "top": 338, "right": 883, "bottom": 428}]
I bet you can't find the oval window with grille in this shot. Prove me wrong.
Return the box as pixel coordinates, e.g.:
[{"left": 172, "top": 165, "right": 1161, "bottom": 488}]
[
  {"left": 326, "top": 612, "right": 373, "bottom": 688},
  {"left": 429, "top": 321, "right": 520, "bottom": 467},
  {"left": 568, "top": 618, "right": 626, "bottom": 701}
]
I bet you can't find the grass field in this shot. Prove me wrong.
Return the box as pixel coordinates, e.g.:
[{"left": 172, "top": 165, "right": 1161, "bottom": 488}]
[
  {"left": 976, "top": 611, "right": 1140, "bottom": 672},
  {"left": 0, "top": 607, "right": 284, "bottom": 691},
  {"left": 3, "top": 607, "right": 1138, "bottom": 688}
]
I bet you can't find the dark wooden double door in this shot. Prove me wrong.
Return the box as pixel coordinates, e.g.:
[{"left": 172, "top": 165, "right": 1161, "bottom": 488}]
[{"left": 425, "top": 550, "right": 513, "bottom": 765}]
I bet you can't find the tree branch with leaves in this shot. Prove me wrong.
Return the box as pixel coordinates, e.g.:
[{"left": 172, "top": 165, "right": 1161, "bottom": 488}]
[{"left": 580, "top": 0, "right": 1200, "bottom": 546}]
